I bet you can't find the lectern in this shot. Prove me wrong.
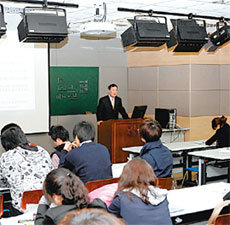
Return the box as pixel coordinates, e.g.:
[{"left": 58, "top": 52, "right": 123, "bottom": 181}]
[{"left": 98, "top": 119, "right": 143, "bottom": 163}]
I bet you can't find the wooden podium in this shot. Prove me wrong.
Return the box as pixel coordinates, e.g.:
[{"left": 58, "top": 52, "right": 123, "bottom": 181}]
[{"left": 98, "top": 119, "right": 143, "bottom": 163}]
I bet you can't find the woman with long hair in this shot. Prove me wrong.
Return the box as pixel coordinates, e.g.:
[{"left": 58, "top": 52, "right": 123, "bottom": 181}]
[
  {"left": 108, "top": 158, "right": 172, "bottom": 225},
  {"left": 206, "top": 116, "right": 230, "bottom": 147},
  {"left": 35, "top": 168, "right": 89, "bottom": 225}
]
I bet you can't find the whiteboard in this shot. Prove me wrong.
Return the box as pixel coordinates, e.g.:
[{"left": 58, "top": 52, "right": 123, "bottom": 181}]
[{"left": 0, "top": 13, "right": 49, "bottom": 133}]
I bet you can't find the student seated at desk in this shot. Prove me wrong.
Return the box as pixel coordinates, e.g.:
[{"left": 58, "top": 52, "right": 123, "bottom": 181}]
[
  {"left": 35, "top": 168, "right": 89, "bottom": 225},
  {"left": 206, "top": 115, "right": 230, "bottom": 147},
  {"left": 35, "top": 168, "right": 107, "bottom": 225},
  {"left": 59, "top": 121, "right": 112, "bottom": 184},
  {"left": 139, "top": 119, "right": 173, "bottom": 178},
  {"left": 108, "top": 158, "right": 172, "bottom": 225},
  {"left": 48, "top": 125, "right": 71, "bottom": 169},
  {"left": 0, "top": 123, "right": 53, "bottom": 217}
]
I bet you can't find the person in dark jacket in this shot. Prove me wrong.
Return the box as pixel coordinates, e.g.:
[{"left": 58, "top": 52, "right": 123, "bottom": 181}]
[
  {"left": 96, "top": 84, "right": 129, "bottom": 125},
  {"left": 35, "top": 168, "right": 89, "bottom": 225},
  {"left": 139, "top": 118, "right": 173, "bottom": 178},
  {"left": 108, "top": 158, "right": 172, "bottom": 225},
  {"left": 206, "top": 116, "right": 230, "bottom": 147},
  {"left": 36, "top": 168, "right": 108, "bottom": 225},
  {"left": 48, "top": 125, "right": 71, "bottom": 168},
  {"left": 59, "top": 121, "right": 112, "bottom": 184}
]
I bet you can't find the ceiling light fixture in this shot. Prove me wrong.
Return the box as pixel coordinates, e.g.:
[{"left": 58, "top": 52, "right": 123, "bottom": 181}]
[
  {"left": 121, "top": 14, "right": 170, "bottom": 48},
  {"left": 17, "top": 6, "right": 68, "bottom": 43},
  {"left": 167, "top": 18, "right": 208, "bottom": 52},
  {"left": 209, "top": 20, "right": 230, "bottom": 47}
]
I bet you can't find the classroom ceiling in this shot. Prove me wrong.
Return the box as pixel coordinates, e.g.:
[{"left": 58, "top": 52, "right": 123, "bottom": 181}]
[{"left": 2, "top": 0, "right": 230, "bottom": 34}]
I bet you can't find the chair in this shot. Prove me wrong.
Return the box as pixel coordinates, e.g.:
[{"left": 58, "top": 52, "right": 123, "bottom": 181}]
[
  {"left": 214, "top": 214, "right": 230, "bottom": 225},
  {"left": 85, "top": 178, "right": 119, "bottom": 193},
  {"left": 0, "top": 194, "right": 3, "bottom": 218},
  {"left": 155, "top": 177, "right": 174, "bottom": 190},
  {"left": 208, "top": 200, "right": 230, "bottom": 225},
  {"left": 181, "top": 166, "right": 199, "bottom": 187},
  {"left": 21, "top": 190, "right": 43, "bottom": 211}
]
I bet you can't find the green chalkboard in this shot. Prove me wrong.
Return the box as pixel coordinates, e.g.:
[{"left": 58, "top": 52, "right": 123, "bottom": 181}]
[{"left": 50, "top": 67, "right": 99, "bottom": 116}]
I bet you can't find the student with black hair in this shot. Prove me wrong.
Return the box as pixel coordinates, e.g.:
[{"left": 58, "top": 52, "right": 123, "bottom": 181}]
[
  {"left": 0, "top": 123, "right": 53, "bottom": 217},
  {"left": 59, "top": 121, "right": 112, "bottom": 184},
  {"left": 139, "top": 118, "right": 173, "bottom": 178},
  {"left": 48, "top": 125, "right": 71, "bottom": 168},
  {"left": 206, "top": 116, "right": 230, "bottom": 147},
  {"left": 35, "top": 168, "right": 89, "bottom": 225},
  {"left": 96, "top": 84, "right": 129, "bottom": 125}
]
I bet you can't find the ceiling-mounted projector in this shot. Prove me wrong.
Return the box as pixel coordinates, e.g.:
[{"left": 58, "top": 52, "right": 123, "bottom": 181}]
[
  {"left": 80, "top": 2, "right": 116, "bottom": 40},
  {"left": 80, "top": 22, "right": 116, "bottom": 40}
]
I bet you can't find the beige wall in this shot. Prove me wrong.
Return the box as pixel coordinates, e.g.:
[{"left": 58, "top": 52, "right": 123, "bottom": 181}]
[
  {"left": 128, "top": 44, "right": 230, "bottom": 67},
  {"left": 143, "top": 115, "right": 230, "bottom": 142},
  {"left": 178, "top": 116, "right": 230, "bottom": 141},
  {"left": 128, "top": 44, "right": 230, "bottom": 142}
]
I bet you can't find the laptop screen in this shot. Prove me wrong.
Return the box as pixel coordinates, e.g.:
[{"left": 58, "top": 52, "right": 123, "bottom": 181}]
[{"left": 131, "top": 105, "right": 147, "bottom": 119}]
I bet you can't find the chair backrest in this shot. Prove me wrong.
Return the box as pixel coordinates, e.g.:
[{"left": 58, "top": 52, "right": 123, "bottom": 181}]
[
  {"left": 0, "top": 194, "right": 3, "bottom": 218},
  {"left": 214, "top": 214, "right": 230, "bottom": 225},
  {"left": 85, "top": 178, "right": 119, "bottom": 193},
  {"left": 208, "top": 200, "right": 230, "bottom": 225},
  {"left": 155, "top": 177, "right": 173, "bottom": 190},
  {"left": 21, "top": 190, "right": 43, "bottom": 211}
]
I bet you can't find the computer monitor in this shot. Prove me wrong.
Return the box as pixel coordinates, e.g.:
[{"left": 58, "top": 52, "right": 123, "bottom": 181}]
[
  {"left": 155, "top": 108, "right": 177, "bottom": 129},
  {"left": 131, "top": 105, "right": 147, "bottom": 119}
]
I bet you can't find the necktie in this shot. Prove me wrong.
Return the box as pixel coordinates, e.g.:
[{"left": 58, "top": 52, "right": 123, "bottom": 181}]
[{"left": 112, "top": 98, "right": 115, "bottom": 109}]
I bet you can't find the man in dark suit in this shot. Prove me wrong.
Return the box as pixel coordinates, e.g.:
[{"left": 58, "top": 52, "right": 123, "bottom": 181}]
[{"left": 96, "top": 84, "right": 129, "bottom": 125}]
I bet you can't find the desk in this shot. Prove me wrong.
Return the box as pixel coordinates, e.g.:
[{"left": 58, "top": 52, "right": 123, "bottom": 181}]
[
  {"left": 161, "top": 128, "right": 189, "bottom": 143},
  {"left": 122, "top": 140, "right": 212, "bottom": 153},
  {"left": 168, "top": 182, "right": 230, "bottom": 217},
  {"left": 188, "top": 148, "right": 230, "bottom": 185},
  {"left": 122, "top": 140, "right": 215, "bottom": 176},
  {"left": 0, "top": 204, "right": 37, "bottom": 225}
]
